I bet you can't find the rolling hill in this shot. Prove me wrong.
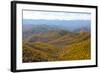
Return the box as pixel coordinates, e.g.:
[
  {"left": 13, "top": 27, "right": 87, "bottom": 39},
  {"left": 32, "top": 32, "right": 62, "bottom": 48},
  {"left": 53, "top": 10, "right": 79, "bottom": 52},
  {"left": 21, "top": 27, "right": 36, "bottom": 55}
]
[{"left": 22, "top": 30, "right": 91, "bottom": 62}]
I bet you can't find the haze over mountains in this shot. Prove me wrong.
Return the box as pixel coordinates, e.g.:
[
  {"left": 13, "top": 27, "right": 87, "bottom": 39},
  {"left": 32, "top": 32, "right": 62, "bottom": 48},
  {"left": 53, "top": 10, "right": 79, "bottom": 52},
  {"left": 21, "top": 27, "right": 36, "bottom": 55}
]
[{"left": 23, "top": 19, "right": 90, "bottom": 31}]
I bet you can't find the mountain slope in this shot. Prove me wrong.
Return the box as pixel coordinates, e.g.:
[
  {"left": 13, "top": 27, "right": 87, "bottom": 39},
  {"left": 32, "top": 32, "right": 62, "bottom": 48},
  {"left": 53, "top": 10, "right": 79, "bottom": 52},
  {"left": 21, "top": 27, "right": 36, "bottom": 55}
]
[
  {"left": 23, "top": 42, "right": 60, "bottom": 62},
  {"left": 23, "top": 31, "right": 91, "bottom": 62},
  {"left": 59, "top": 38, "right": 91, "bottom": 60}
]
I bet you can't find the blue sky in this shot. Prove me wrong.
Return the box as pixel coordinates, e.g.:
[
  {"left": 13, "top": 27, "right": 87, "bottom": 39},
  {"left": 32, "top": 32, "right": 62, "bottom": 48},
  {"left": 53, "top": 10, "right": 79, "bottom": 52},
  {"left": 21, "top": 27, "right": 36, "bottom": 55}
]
[{"left": 23, "top": 10, "right": 91, "bottom": 20}]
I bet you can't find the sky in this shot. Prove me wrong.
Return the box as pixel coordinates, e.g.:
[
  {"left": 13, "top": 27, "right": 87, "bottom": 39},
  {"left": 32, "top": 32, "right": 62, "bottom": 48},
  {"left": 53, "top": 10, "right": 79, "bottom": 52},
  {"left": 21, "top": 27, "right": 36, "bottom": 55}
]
[{"left": 23, "top": 10, "right": 91, "bottom": 20}]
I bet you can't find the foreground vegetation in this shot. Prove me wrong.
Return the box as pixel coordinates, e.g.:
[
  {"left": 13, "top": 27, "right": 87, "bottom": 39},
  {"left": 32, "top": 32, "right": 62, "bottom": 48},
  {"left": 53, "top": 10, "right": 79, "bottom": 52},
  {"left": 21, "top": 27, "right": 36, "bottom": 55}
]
[{"left": 22, "top": 29, "right": 91, "bottom": 62}]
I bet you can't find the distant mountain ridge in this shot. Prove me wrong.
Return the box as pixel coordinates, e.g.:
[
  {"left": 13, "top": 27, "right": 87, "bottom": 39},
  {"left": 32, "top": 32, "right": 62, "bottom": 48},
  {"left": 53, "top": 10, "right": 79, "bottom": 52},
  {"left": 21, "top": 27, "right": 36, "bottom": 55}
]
[{"left": 23, "top": 19, "right": 91, "bottom": 31}]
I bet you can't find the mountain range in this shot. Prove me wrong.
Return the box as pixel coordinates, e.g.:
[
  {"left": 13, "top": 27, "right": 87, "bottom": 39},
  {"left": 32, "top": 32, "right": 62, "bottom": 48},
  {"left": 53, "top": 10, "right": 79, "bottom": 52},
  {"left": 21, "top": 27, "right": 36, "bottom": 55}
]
[
  {"left": 22, "top": 19, "right": 91, "bottom": 62},
  {"left": 23, "top": 19, "right": 90, "bottom": 31}
]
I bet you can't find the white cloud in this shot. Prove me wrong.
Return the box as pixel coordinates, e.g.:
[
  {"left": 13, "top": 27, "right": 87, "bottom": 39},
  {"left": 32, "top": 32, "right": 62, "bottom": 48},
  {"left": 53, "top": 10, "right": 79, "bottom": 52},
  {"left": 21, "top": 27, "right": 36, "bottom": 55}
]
[{"left": 23, "top": 10, "right": 91, "bottom": 20}]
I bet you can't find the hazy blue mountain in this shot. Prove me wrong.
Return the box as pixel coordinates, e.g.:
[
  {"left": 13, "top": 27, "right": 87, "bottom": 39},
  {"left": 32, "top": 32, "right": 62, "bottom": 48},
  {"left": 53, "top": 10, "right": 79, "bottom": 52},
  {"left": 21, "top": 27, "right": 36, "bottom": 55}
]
[{"left": 23, "top": 19, "right": 91, "bottom": 31}]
